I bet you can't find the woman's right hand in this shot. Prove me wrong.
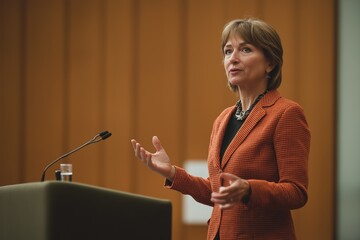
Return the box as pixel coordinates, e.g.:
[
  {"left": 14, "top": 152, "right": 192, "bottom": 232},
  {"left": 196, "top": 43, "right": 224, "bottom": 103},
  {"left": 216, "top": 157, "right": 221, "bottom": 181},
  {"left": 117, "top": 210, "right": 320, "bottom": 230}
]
[{"left": 131, "top": 136, "right": 175, "bottom": 181}]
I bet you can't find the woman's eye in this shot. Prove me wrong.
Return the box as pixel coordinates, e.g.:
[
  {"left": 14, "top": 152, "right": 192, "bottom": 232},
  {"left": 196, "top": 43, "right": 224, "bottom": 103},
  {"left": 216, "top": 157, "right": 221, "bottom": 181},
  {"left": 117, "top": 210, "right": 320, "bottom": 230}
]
[
  {"left": 224, "top": 49, "right": 232, "bottom": 55},
  {"left": 241, "top": 47, "right": 251, "bottom": 53}
]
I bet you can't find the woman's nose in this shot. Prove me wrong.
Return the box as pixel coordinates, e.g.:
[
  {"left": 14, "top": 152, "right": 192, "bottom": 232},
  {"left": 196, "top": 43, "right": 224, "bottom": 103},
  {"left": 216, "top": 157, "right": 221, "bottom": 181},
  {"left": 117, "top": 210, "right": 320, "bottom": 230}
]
[{"left": 229, "top": 51, "right": 240, "bottom": 63}]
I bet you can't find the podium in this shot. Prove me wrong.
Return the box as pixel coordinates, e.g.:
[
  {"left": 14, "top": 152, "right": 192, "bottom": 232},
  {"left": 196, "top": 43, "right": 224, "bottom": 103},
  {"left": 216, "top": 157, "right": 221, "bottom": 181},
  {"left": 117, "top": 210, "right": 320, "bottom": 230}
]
[{"left": 0, "top": 181, "right": 172, "bottom": 240}]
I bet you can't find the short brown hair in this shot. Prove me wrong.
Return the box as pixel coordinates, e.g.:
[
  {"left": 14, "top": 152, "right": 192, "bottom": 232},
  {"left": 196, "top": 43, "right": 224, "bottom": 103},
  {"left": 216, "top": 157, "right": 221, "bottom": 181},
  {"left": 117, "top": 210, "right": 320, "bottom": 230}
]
[{"left": 221, "top": 18, "right": 283, "bottom": 91}]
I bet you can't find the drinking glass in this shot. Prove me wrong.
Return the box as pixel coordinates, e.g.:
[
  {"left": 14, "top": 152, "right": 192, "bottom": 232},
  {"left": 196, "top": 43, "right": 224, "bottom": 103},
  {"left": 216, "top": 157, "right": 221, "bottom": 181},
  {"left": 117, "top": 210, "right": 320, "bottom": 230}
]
[{"left": 60, "top": 163, "right": 73, "bottom": 182}]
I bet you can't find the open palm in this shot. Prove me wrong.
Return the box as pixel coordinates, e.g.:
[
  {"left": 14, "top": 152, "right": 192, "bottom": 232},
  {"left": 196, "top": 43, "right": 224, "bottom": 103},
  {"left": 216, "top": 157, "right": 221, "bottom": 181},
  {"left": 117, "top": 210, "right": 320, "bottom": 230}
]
[{"left": 131, "top": 136, "right": 174, "bottom": 180}]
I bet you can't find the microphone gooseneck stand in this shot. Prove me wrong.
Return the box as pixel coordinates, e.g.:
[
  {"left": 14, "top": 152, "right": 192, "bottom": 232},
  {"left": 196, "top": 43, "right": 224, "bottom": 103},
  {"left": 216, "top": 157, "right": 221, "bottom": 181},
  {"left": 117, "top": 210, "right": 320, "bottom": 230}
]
[{"left": 40, "top": 131, "right": 112, "bottom": 182}]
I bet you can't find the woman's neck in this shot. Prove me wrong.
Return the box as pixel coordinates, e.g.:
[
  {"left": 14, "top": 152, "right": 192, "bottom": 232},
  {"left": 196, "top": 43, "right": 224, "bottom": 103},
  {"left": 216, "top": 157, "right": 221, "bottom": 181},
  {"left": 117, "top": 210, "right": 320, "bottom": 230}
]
[{"left": 237, "top": 87, "right": 267, "bottom": 110}]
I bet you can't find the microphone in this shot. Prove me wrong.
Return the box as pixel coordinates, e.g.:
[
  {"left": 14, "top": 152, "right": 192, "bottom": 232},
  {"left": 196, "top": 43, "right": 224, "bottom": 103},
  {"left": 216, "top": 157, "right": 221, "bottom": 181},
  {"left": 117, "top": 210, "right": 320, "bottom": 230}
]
[{"left": 40, "top": 130, "right": 112, "bottom": 182}]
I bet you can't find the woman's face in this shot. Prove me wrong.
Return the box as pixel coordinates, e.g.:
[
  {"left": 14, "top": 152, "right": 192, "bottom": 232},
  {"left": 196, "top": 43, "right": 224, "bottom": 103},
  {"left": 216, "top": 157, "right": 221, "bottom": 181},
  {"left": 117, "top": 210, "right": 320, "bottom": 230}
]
[{"left": 223, "top": 34, "right": 272, "bottom": 90}]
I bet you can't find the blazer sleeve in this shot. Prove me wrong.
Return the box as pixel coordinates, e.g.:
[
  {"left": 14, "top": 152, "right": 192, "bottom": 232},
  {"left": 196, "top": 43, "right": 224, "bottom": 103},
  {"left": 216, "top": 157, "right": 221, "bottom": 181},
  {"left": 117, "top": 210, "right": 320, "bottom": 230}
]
[
  {"left": 164, "top": 166, "right": 214, "bottom": 207},
  {"left": 247, "top": 104, "right": 311, "bottom": 210}
]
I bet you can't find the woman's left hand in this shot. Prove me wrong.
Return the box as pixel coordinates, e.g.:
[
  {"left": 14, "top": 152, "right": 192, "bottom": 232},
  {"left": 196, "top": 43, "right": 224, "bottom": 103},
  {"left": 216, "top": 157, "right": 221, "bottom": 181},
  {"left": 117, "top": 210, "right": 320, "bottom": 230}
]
[{"left": 210, "top": 172, "right": 250, "bottom": 209}]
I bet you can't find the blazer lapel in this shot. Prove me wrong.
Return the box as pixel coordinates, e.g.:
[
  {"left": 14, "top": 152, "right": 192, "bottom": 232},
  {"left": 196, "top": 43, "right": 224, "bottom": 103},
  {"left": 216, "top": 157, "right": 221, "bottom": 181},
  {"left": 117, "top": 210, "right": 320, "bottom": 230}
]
[
  {"left": 212, "top": 108, "right": 234, "bottom": 170},
  {"left": 221, "top": 90, "right": 281, "bottom": 169}
]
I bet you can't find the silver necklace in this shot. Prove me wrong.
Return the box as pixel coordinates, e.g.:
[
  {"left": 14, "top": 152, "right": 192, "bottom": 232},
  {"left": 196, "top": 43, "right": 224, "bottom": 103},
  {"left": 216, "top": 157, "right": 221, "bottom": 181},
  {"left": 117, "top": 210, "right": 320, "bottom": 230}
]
[{"left": 235, "top": 90, "right": 268, "bottom": 121}]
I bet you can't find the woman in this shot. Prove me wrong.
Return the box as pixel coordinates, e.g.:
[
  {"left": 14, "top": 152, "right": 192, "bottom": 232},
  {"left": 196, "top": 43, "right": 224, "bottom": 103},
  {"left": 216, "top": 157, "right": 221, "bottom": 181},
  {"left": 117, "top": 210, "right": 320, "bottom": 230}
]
[{"left": 131, "top": 18, "right": 310, "bottom": 240}]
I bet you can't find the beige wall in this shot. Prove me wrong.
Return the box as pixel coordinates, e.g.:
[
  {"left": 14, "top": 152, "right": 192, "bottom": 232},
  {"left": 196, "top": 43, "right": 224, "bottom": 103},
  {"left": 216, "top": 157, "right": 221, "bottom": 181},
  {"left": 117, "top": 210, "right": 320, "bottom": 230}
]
[{"left": 0, "top": 0, "right": 335, "bottom": 239}]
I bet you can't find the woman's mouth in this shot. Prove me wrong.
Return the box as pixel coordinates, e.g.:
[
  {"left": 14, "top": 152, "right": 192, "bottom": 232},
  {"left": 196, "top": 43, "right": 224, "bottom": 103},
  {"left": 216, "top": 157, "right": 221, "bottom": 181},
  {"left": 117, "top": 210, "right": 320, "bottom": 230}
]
[{"left": 229, "top": 68, "right": 241, "bottom": 74}]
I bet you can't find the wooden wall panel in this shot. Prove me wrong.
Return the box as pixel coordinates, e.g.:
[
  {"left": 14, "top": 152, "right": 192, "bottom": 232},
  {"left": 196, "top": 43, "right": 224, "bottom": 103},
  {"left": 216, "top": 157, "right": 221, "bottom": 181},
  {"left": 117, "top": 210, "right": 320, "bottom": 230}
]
[
  {"left": 222, "top": 0, "right": 260, "bottom": 21},
  {"left": 134, "top": 1, "right": 185, "bottom": 239},
  {"left": 134, "top": 0, "right": 181, "bottom": 195},
  {"left": 67, "top": 0, "right": 103, "bottom": 185},
  {"left": 102, "top": 0, "right": 134, "bottom": 190},
  {"left": 24, "top": 0, "right": 66, "bottom": 182},
  {"left": 295, "top": 1, "right": 336, "bottom": 239},
  {"left": 0, "top": 0, "right": 22, "bottom": 185}
]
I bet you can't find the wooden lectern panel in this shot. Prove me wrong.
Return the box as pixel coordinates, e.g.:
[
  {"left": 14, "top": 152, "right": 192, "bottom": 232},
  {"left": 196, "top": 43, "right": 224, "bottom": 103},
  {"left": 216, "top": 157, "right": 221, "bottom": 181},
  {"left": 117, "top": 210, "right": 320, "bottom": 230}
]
[{"left": 0, "top": 181, "right": 172, "bottom": 240}]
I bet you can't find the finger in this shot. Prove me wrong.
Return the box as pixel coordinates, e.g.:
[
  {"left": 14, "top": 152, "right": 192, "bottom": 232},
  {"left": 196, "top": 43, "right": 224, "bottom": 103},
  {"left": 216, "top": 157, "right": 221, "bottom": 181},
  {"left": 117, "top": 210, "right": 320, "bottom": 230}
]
[
  {"left": 140, "top": 147, "right": 148, "bottom": 161},
  {"left": 152, "top": 136, "right": 163, "bottom": 152},
  {"left": 219, "top": 202, "right": 235, "bottom": 209},
  {"left": 135, "top": 143, "right": 143, "bottom": 159},
  {"left": 222, "top": 196, "right": 239, "bottom": 207},
  {"left": 219, "top": 186, "right": 226, "bottom": 192},
  {"left": 145, "top": 152, "right": 154, "bottom": 168},
  {"left": 220, "top": 173, "right": 241, "bottom": 191},
  {"left": 133, "top": 142, "right": 139, "bottom": 156},
  {"left": 220, "top": 172, "right": 239, "bottom": 183},
  {"left": 211, "top": 191, "right": 230, "bottom": 203},
  {"left": 211, "top": 196, "right": 228, "bottom": 205},
  {"left": 130, "top": 139, "right": 137, "bottom": 150},
  {"left": 219, "top": 185, "right": 232, "bottom": 194},
  {"left": 131, "top": 140, "right": 141, "bottom": 158}
]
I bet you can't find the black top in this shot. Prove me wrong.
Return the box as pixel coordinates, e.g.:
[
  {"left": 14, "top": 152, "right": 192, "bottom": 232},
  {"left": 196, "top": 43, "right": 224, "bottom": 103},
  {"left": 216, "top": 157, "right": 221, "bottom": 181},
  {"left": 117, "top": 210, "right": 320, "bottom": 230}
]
[{"left": 219, "top": 112, "right": 244, "bottom": 163}]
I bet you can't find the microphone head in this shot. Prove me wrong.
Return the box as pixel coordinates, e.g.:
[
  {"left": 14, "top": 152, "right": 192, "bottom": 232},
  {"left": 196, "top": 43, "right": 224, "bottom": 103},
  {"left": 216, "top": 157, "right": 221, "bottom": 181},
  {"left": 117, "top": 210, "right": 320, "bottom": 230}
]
[
  {"left": 99, "top": 131, "right": 112, "bottom": 140},
  {"left": 99, "top": 131, "right": 109, "bottom": 137}
]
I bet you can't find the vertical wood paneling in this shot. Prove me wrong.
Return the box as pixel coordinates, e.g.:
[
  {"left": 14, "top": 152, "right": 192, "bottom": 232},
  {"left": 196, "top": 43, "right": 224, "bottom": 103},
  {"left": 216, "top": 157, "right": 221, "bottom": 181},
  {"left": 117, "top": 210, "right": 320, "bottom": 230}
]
[
  {"left": 67, "top": 0, "right": 103, "bottom": 185},
  {"left": 135, "top": 0, "right": 182, "bottom": 194},
  {"left": 102, "top": 0, "right": 134, "bottom": 190},
  {"left": 222, "top": 0, "right": 260, "bottom": 20},
  {"left": 0, "top": 0, "right": 22, "bottom": 185},
  {"left": 134, "top": 1, "right": 184, "bottom": 239},
  {"left": 24, "top": 0, "right": 65, "bottom": 182},
  {"left": 295, "top": 0, "right": 336, "bottom": 239}
]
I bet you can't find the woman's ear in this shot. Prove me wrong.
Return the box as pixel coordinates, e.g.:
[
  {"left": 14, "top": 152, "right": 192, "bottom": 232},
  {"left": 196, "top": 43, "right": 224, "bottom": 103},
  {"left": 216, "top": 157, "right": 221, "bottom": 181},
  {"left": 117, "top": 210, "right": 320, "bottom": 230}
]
[
  {"left": 266, "top": 61, "right": 275, "bottom": 74},
  {"left": 265, "top": 62, "right": 275, "bottom": 74}
]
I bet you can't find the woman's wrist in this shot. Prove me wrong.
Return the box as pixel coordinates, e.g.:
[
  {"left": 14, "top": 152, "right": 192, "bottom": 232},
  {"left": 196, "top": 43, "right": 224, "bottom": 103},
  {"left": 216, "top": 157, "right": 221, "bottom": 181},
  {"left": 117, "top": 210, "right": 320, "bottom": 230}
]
[
  {"left": 242, "top": 180, "right": 252, "bottom": 203},
  {"left": 167, "top": 165, "right": 176, "bottom": 182}
]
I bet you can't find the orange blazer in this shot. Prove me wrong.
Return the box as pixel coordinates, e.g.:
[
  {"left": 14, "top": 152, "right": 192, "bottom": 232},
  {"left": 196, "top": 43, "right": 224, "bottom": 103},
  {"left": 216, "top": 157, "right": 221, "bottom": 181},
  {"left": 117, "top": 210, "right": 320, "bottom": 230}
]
[{"left": 168, "top": 90, "right": 311, "bottom": 240}]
